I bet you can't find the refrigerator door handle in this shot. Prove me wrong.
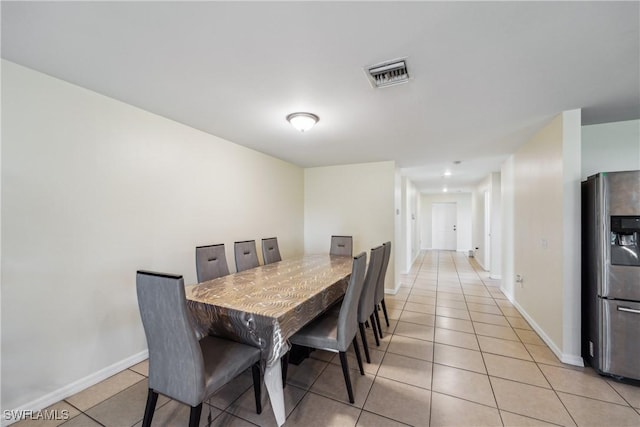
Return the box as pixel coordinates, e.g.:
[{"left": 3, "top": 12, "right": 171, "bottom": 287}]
[{"left": 617, "top": 306, "right": 640, "bottom": 315}]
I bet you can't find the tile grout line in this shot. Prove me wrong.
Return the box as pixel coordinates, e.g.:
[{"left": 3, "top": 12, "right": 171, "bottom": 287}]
[
  {"left": 457, "top": 252, "right": 504, "bottom": 427},
  {"left": 355, "top": 250, "right": 424, "bottom": 426},
  {"left": 463, "top": 252, "right": 585, "bottom": 426},
  {"left": 358, "top": 409, "right": 413, "bottom": 427},
  {"left": 405, "top": 251, "right": 431, "bottom": 424},
  {"left": 488, "top": 275, "right": 587, "bottom": 427},
  {"left": 427, "top": 249, "right": 440, "bottom": 427},
  {"left": 498, "top": 409, "right": 566, "bottom": 427},
  {"left": 378, "top": 254, "right": 424, "bottom": 424},
  {"left": 546, "top": 388, "right": 640, "bottom": 408},
  {"left": 471, "top": 254, "right": 582, "bottom": 427},
  {"left": 337, "top": 251, "right": 638, "bottom": 426},
  {"left": 280, "top": 353, "right": 335, "bottom": 422},
  {"left": 218, "top": 380, "right": 266, "bottom": 427},
  {"left": 534, "top": 365, "right": 580, "bottom": 427},
  {"left": 601, "top": 376, "right": 639, "bottom": 410}
]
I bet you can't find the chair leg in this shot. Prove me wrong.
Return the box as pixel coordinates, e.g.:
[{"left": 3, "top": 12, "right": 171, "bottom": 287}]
[
  {"left": 374, "top": 307, "right": 384, "bottom": 339},
  {"left": 352, "top": 336, "right": 365, "bottom": 375},
  {"left": 189, "top": 403, "right": 202, "bottom": 427},
  {"left": 338, "top": 352, "right": 355, "bottom": 404},
  {"left": 281, "top": 352, "right": 289, "bottom": 389},
  {"left": 358, "top": 322, "right": 371, "bottom": 363},
  {"left": 142, "top": 389, "right": 158, "bottom": 427},
  {"left": 251, "top": 362, "right": 262, "bottom": 414},
  {"left": 381, "top": 299, "right": 390, "bottom": 327},
  {"left": 370, "top": 314, "right": 380, "bottom": 346}
]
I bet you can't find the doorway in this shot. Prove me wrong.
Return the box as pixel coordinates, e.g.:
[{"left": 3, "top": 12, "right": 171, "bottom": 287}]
[{"left": 432, "top": 203, "right": 457, "bottom": 250}]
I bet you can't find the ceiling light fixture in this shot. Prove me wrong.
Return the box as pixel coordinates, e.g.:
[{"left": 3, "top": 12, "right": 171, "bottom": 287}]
[
  {"left": 444, "top": 170, "right": 452, "bottom": 176},
  {"left": 443, "top": 187, "right": 448, "bottom": 193},
  {"left": 286, "top": 112, "right": 319, "bottom": 132}
]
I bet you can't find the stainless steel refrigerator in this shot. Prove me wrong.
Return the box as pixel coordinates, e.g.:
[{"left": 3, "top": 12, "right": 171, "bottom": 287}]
[{"left": 582, "top": 170, "right": 640, "bottom": 381}]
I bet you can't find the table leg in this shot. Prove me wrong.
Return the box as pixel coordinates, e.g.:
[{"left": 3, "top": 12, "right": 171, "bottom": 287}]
[{"left": 264, "top": 362, "right": 286, "bottom": 427}]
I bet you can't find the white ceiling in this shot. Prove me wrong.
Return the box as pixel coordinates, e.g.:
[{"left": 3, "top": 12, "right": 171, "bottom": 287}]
[{"left": 2, "top": 2, "right": 639, "bottom": 193}]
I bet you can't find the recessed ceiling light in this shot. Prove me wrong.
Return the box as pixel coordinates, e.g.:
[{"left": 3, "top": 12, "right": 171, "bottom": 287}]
[
  {"left": 443, "top": 187, "right": 448, "bottom": 193},
  {"left": 444, "top": 170, "right": 452, "bottom": 176},
  {"left": 286, "top": 112, "right": 319, "bottom": 132}
]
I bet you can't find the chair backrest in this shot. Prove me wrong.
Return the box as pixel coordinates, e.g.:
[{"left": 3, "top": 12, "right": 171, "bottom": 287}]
[
  {"left": 330, "top": 235, "right": 353, "bottom": 256},
  {"left": 336, "top": 252, "right": 367, "bottom": 351},
  {"left": 358, "top": 245, "right": 385, "bottom": 323},
  {"left": 195, "top": 244, "right": 230, "bottom": 282},
  {"left": 234, "top": 240, "right": 259, "bottom": 272},
  {"left": 375, "top": 241, "right": 392, "bottom": 304},
  {"left": 136, "top": 271, "right": 205, "bottom": 407},
  {"left": 261, "top": 237, "right": 282, "bottom": 265}
]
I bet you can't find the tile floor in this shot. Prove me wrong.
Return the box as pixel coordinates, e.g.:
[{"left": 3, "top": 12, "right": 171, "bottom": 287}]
[{"left": 16, "top": 251, "right": 640, "bottom": 426}]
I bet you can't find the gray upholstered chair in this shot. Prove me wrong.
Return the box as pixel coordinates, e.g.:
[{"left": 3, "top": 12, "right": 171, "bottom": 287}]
[
  {"left": 234, "top": 240, "right": 259, "bottom": 272},
  {"left": 261, "top": 237, "right": 282, "bottom": 265},
  {"left": 136, "top": 271, "right": 262, "bottom": 427},
  {"left": 330, "top": 235, "right": 353, "bottom": 256},
  {"left": 357, "top": 245, "right": 385, "bottom": 362},
  {"left": 285, "top": 252, "right": 367, "bottom": 404},
  {"left": 374, "top": 241, "right": 392, "bottom": 337},
  {"left": 195, "top": 244, "right": 230, "bottom": 282}
]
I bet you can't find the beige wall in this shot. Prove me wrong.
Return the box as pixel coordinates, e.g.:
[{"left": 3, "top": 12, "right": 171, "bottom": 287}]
[
  {"left": 304, "top": 161, "right": 396, "bottom": 289},
  {"left": 2, "top": 61, "right": 305, "bottom": 412},
  {"left": 501, "top": 157, "right": 516, "bottom": 299},
  {"left": 503, "top": 110, "right": 582, "bottom": 365},
  {"left": 514, "top": 114, "right": 565, "bottom": 349}
]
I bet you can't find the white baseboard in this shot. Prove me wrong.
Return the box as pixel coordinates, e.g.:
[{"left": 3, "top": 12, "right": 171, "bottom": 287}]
[
  {"left": 2, "top": 350, "right": 149, "bottom": 427},
  {"left": 410, "top": 251, "right": 420, "bottom": 267},
  {"left": 560, "top": 353, "right": 585, "bottom": 366},
  {"left": 386, "top": 275, "right": 403, "bottom": 295},
  {"left": 501, "top": 292, "right": 583, "bottom": 367},
  {"left": 500, "top": 285, "right": 513, "bottom": 301}
]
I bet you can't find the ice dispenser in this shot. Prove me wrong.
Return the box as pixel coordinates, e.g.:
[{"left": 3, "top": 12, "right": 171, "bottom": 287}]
[{"left": 610, "top": 216, "right": 640, "bottom": 267}]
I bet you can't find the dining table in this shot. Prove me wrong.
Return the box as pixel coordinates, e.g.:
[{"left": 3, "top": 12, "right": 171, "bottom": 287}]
[{"left": 185, "top": 253, "right": 353, "bottom": 426}]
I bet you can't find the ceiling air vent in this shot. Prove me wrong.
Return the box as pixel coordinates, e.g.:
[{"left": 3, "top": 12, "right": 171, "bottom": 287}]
[{"left": 366, "top": 59, "right": 409, "bottom": 88}]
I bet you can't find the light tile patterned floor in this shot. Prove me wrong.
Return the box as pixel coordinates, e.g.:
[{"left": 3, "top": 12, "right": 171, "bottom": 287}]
[{"left": 15, "top": 251, "right": 640, "bottom": 426}]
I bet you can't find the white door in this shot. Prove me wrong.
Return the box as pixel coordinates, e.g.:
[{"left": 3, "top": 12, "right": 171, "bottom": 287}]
[{"left": 432, "top": 203, "right": 457, "bottom": 250}]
